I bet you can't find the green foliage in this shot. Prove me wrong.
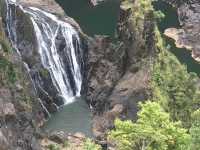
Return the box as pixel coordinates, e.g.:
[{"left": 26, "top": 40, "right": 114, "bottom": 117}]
[
  {"left": 154, "top": 10, "right": 165, "bottom": 22},
  {"left": 0, "top": 57, "right": 16, "bottom": 84},
  {"left": 128, "top": 0, "right": 155, "bottom": 32},
  {"left": 39, "top": 68, "right": 49, "bottom": 78},
  {"left": 0, "top": 18, "right": 16, "bottom": 84},
  {"left": 63, "top": 140, "right": 69, "bottom": 148},
  {"left": 190, "top": 109, "right": 200, "bottom": 150},
  {"left": 0, "top": 39, "right": 12, "bottom": 53},
  {"left": 83, "top": 139, "right": 102, "bottom": 150},
  {"left": 47, "top": 144, "right": 60, "bottom": 150},
  {"left": 109, "top": 101, "right": 191, "bottom": 150},
  {"left": 151, "top": 27, "right": 200, "bottom": 128}
]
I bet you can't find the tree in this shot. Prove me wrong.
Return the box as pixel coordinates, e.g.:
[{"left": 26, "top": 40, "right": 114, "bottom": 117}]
[
  {"left": 190, "top": 109, "right": 200, "bottom": 150},
  {"left": 83, "top": 139, "right": 102, "bottom": 150},
  {"left": 109, "top": 101, "right": 191, "bottom": 150},
  {"left": 152, "top": 27, "right": 200, "bottom": 128}
]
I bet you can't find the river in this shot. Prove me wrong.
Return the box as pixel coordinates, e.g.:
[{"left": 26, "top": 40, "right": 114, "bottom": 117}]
[
  {"left": 154, "top": 1, "right": 200, "bottom": 75},
  {"left": 55, "top": 0, "right": 120, "bottom": 37}
]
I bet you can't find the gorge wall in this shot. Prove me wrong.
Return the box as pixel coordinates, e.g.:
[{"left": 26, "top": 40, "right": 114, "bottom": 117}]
[
  {"left": 0, "top": 0, "right": 159, "bottom": 148},
  {"left": 87, "top": 0, "right": 156, "bottom": 138},
  {"left": 0, "top": 0, "right": 87, "bottom": 149},
  {"left": 0, "top": 14, "right": 44, "bottom": 150}
]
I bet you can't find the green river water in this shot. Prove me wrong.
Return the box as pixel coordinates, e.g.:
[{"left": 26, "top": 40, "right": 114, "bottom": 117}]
[{"left": 56, "top": 0, "right": 120, "bottom": 37}]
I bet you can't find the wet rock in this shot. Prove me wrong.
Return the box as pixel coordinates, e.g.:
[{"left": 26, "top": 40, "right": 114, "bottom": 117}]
[
  {"left": 90, "top": 0, "right": 105, "bottom": 6},
  {"left": 73, "top": 132, "right": 86, "bottom": 139},
  {"left": 48, "top": 103, "right": 58, "bottom": 113},
  {"left": 49, "top": 131, "right": 68, "bottom": 144}
]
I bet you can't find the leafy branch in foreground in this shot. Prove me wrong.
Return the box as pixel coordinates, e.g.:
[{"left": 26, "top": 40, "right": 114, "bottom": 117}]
[{"left": 109, "top": 101, "right": 191, "bottom": 150}]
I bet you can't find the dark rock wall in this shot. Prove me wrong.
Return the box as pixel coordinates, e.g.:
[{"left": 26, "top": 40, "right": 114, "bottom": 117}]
[
  {"left": 0, "top": 17, "right": 44, "bottom": 150},
  {"left": 1, "top": 0, "right": 158, "bottom": 144},
  {"left": 87, "top": 0, "right": 156, "bottom": 138}
]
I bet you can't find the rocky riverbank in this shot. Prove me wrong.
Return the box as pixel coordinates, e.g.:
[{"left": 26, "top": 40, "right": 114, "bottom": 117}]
[{"left": 164, "top": 0, "right": 200, "bottom": 62}]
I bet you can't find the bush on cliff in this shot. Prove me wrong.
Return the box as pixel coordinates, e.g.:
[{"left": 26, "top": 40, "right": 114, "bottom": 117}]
[
  {"left": 109, "top": 101, "right": 190, "bottom": 150},
  {"left": 152, "top": 27, "right": 200, "bottom": 128},
  {"left": 189, "top": 109, "right": 200, "bottom": 150},
  {"left": 83, "top": 139, "right": 102, "bottom": 150}
]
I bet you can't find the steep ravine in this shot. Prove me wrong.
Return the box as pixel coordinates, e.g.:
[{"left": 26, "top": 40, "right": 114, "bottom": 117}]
[
  {"left": 0, "top": 0, "right": 91, "bottom": 149},
  {"left": 1, "top": 0, "right": 192, "bottom": 149}
]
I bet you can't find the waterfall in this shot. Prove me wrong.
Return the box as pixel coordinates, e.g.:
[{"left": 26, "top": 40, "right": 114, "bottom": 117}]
[{"left": 5, "top": 0, "right": 83, "bottom": 105}]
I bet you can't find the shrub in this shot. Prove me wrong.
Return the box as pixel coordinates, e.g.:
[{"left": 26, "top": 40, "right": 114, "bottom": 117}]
[
  {"left": 83, "top": 139, "right": 102, "bottom": 150},
  {"left": 109, "top": 101, "right": 191, "bottom": 150}
]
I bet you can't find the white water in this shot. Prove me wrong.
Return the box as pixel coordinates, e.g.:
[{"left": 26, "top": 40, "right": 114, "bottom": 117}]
[{"left": 5, "top": 0, "right": 83, "bottom": 104}]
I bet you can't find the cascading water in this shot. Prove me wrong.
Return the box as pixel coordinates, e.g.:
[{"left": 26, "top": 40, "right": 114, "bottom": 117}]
[{"left": 5, "top": 0, "right": 83, "bottom": 105}]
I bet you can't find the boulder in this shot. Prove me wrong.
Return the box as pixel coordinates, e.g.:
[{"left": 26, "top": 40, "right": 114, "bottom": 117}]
[
  {"left": 3, "top": 103, "right": 16, "bottom": 118},
  {"left": 49, "top": 131, "right": 68, "bottom": 144}
]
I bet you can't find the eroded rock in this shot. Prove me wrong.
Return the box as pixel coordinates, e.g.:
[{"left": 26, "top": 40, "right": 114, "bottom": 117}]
[{"left": 165, "top": 0, "right": 200, "bottom": 62}]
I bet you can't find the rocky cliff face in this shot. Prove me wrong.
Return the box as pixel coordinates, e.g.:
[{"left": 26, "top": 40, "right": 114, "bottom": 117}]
[
  {"left": 1, "top": 0, "right": 158, "bottom": 147},
  {"left": 0, "top": 0, "right": 88, "bottom": 149},
  {"left": 0, "top": 16, "right": 44, "bottom": 150},
  {"left": 87, "top": 0, "right": 156, "bottom": 138},
  {"left": 164, "top": 0, "right": 200, "bottom": 62}
]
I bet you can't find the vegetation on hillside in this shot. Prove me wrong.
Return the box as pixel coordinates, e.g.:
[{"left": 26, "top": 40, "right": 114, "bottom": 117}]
[
  {"left": 0, "top": 16, "right": 34, "bottom": 106},
  {"left": 0, "top": 18, "right": 17, "bottom": 85},
  {"left": 152, "top": 27, "right": 200, "bottom": 128},
  {"left": 109, "top": 0, "right": 200, "bottom": 150},
  {"left": 109, "top": 101, "right": 190, "bottom": 150},
  {"left": 83, "top": 139, "right": 102, "bottom": 150}
]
